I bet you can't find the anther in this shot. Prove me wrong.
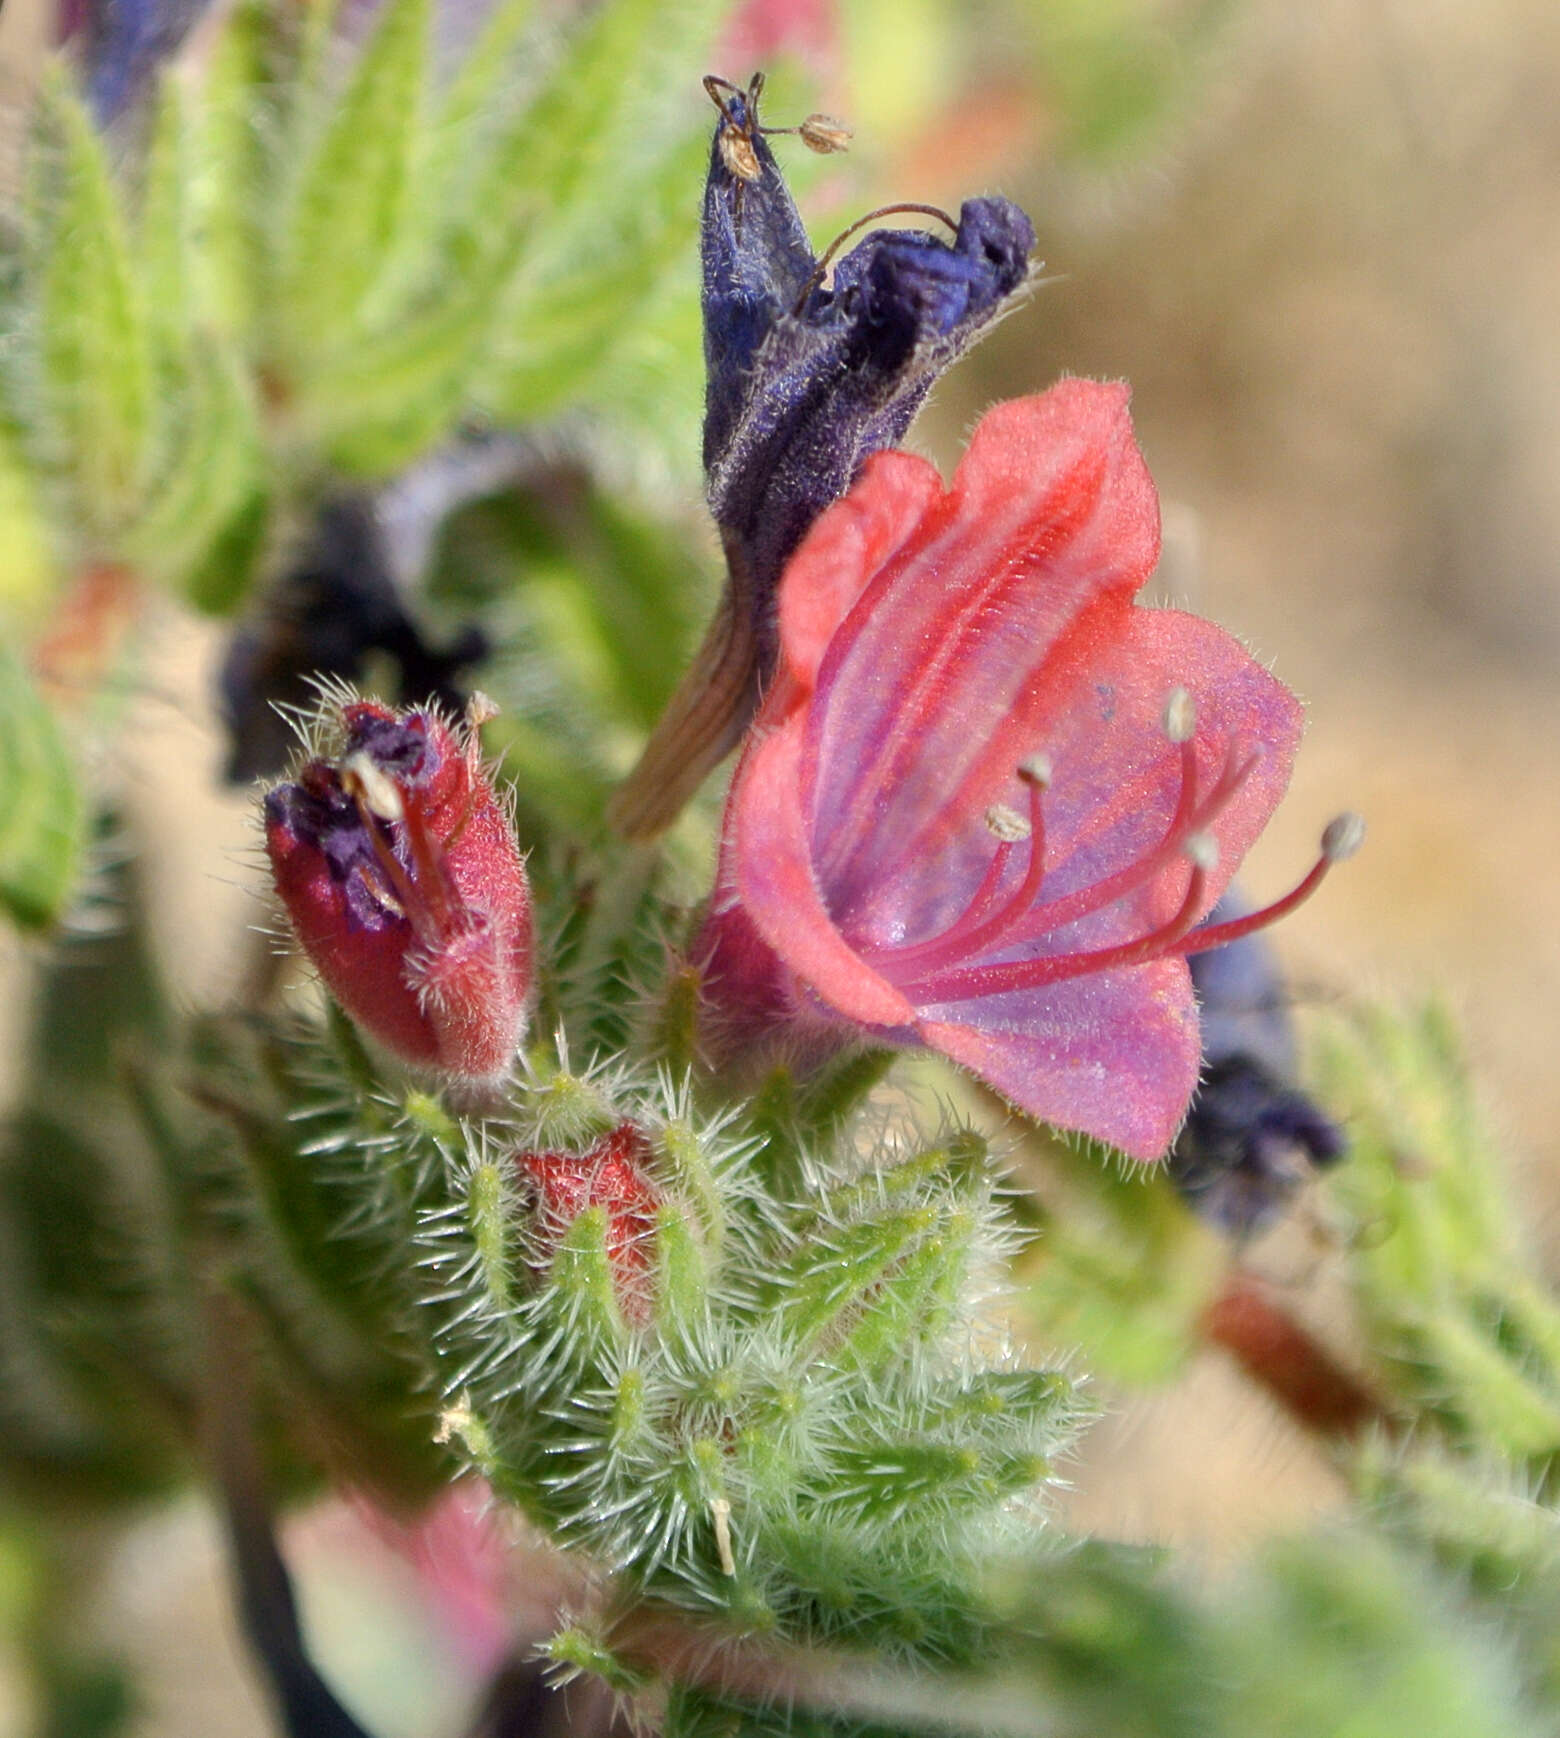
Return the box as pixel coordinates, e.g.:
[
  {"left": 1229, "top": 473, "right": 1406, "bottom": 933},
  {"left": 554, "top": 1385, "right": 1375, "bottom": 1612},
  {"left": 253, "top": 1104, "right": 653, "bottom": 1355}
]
[
  {"left": 1017, "top": 753, "right": 1053, "bottom": 789},
  {"left": 1163, "top": 687, "right": 1196, "bottom": 744},
  {"left": 719, "top": 129, "right": 762, "bottom": 183},
  {"left": 711, "top": 1497, "right": 735, "bottom": 1576},
  {"left": 799, "top": 113, "right": 852, "bottom": 154},
  {"left": 340, "top": 751, "right": 404, "bottom": 822},
  {"left": 1321, "top": 812, "right": 1366, "bottom": 862},
  {"left": 1183, "top": 831, "right": 1219, "bottom": 872},
  {"left": 466, "top": 691, "right": 499, "bottom": 732},
  {"left": 985, "top": 803, "right": 1031, "bottom": 842}
]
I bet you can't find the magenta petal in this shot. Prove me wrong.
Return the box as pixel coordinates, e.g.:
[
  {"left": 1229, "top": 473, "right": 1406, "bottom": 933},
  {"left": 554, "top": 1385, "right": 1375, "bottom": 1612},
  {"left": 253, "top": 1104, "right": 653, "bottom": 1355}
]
[
  {"left": 805, "top": 381, "right": 1160, "bottom": 909},
  {"left": 730, "top": 714, "right": 916, "bottom": 1030},
  {"left": 777, "top": 448, "right": 945, "bottom": 695},
  {"left": 918, "top": 956, "right": 1200, "bottom": 1161}
]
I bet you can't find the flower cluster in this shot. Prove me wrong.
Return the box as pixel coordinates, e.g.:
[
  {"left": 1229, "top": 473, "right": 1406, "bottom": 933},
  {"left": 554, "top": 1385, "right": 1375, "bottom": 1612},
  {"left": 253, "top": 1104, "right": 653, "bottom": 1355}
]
[{"left": 263, "top": 79, "right": 1357, "bottom": 1169}]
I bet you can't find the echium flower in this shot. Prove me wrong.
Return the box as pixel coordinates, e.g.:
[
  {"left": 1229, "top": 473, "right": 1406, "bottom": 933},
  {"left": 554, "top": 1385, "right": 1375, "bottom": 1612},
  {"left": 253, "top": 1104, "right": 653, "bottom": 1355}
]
[
  {"left": 694, "top": 379, "right": 1362, "bottom": 1160},
  {"left": 610, "top": 71, "right": 1037, "bottom": 837},
  {"left": 265, "top": 693, "right": 532, "bottom": 1089}
]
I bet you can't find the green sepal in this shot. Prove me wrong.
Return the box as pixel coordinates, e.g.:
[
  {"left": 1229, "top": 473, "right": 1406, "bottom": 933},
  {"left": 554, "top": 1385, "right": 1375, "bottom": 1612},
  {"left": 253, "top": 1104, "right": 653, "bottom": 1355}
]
[
  {"left": 828, "top": 1208, "right": 977, "bottom": 1375},
  {"left": 773, "top": 1206, "right": 941, "bottom": 1352},
  {"left": 0, "top": 648, "right": 83, "bottom": 931},
  {"left": 821, "top": 1438, "right": 1049, "bottom": 1526},
  {"left": 136, "top": 71, "right": 196, "bottom": 371},
  {"left": 545, "top": 1205, "right": 629, "bottom": 1358},
  {"left": 191, "top": 0, "right": 272, "bottom": 335},
  {"left": 1317, "top": 1003, "right": 1560, "bottom": 1463},
  {"left": 653, "top": 1201, "right": 709, "bottom": 1340},
  {"left": 1015, "top": 1134, "right": 1226, "bottom": 1386},
  {"left": 467, "top": 1160, "right": 514, "bottom": 1315}
]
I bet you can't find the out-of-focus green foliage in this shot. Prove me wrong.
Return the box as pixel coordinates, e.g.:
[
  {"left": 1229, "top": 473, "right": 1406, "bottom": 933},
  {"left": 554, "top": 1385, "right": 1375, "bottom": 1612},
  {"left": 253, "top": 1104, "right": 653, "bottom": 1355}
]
[
  {"left": 4, "top": 0, "right": 725, "bottom": 626},
  {"left": 0, "top": 646, "right": 82, "bottom": 932},
  {"left": 1317, "top": 1001, "right": 1560, "bottom": 1467}
]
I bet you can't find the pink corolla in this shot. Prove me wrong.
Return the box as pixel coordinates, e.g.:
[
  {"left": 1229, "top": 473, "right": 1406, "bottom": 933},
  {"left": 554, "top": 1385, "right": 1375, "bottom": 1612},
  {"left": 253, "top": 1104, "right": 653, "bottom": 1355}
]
[{"left": 695, "top": 379, "right": 1359, "bottom": 1160}]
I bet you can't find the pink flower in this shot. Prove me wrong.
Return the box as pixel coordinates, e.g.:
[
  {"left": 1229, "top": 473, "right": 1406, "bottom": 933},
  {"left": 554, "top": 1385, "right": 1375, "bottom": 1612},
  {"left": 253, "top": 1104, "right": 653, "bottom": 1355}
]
[
  {"left": 696, "top": 380, "right": 1358, "bottom": 1160},
  {"left": 265, "top": 695, "right": 532, "bottom": 1087}
]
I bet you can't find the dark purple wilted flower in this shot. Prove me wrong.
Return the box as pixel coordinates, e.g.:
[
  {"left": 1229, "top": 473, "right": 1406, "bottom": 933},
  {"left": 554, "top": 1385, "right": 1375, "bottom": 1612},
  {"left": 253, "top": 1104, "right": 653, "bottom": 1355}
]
[
  {"left": 610, "top": 72, "right": 1036, "bottom": 836},
  {"left": 1168, "top": 895, "right": 1346, "bottom": 1237},
  {"left": 694, "top": 379, "right": 1361, "bottom": 1161}
]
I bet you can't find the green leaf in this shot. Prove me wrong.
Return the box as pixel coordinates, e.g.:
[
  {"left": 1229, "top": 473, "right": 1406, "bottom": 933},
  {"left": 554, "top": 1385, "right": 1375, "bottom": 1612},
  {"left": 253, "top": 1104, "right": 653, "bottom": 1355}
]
[
  {"left": 35, "top": 74, "right": 154, "bottom": 531},
  {"left": 190, "top": 0, "right": 272, "bottom": 336},
  {"left": 0, "top": 649, "right": 83, "bottom": 931},
  {"left": 482, "top": 126, "right": 709, "bottom": 421},
  {"left": 275, "top": 0, "right": 432, "bottom": 359},
  {"left": 136, "top": 72, "right": 196, "bottom": 371},
  {"left": 120, "top": 339, "right": 266, "bottom": 611}
]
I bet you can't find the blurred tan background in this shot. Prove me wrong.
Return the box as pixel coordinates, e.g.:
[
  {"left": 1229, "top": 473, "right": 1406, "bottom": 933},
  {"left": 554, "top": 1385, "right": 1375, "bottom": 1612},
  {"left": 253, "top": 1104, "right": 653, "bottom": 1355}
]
[{"left": 3, "top": 0, "right": 1559, "bottom": 1730}]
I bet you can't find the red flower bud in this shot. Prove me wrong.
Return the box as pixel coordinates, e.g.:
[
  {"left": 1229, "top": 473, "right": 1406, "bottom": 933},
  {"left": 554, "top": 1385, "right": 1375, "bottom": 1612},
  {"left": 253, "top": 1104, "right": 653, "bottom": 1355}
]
[
  {"left": 519, "top": 1123, "right": 660, "bottom": 1323},
  {"left": 264, "top": 694, "right": 532, "bottom": 1087}
]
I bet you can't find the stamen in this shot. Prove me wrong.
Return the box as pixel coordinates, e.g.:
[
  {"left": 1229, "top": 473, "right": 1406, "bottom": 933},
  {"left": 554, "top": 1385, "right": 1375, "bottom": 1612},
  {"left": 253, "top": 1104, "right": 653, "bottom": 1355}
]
[
  {"left": 341, "top": 750, "right": 403, "bottom": 822},
  {"left": 798, "top": 114, "right": 852, "bottom": 154},
  {"left": 985, "top": 803, "right": 1030, "bottom": 843},
  {"left": 907, "top": 849, "right": 1214, "bottom": 1004},
  {"left": 1010, "top": 740, "right": 1253, "bottom": 943},
  {"left": 792, "top": 203, "right": 961, "bottom": 314},
  {"left": 1162, "top": 686, "right": 1196, "bottom": 743},
  {"left": 703, "top": 73, "right": 766, "bottom": 183},
  {"left": 879, "top": 757, "right": 1049, "bottom": 981},
  {"left": 1181, "top": 814, "right": 1364, "bottom": 955},
  {"left": 343, "top": 778, "right": 423, "bottom": 931}
]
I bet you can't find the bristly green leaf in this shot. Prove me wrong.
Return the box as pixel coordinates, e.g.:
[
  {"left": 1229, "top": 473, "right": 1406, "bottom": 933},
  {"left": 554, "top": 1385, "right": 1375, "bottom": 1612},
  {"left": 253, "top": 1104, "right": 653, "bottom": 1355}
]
[
  {"left": 120, "top": 338, "right": 266, "bottom": 611},
  {"left": 274, "top": 0, "right": 432, "bottom": 361},
  {"left": 136, "top": 72, "right": 196, "bottom": 372},
  {"left": 1317, "top": 1003, "right": 1560, "bottom": 1466},
  {"left": 35, "top": 72, "right": 154, "bottom": 532},
  {"left": 0, "top": 647, "right": 82, "bottom": 931},
  {"left": 191, "top": 0, "right": 272, "bottom": 336}
]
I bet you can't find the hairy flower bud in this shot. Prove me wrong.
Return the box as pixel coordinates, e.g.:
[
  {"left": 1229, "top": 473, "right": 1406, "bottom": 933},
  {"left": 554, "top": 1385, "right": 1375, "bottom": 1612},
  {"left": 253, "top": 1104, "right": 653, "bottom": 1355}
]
[
  {"left": 519, "top": 1123, "right": 661, "bottom": 1324},
  {"left": 264, "top": 694, "right": 532, "bottom": 1087}
]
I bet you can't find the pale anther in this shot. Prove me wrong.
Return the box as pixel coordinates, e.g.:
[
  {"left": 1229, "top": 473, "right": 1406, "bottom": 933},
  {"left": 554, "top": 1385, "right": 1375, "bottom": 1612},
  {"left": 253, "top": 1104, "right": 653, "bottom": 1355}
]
[
  {"left": 1183, "top": 830, "right": 1219, "bottom": 872},
  {"left": 711, "top": 1497, "right": 736, "bottom": 1576},
  {"left": 466, "top": 690, "right": 499, "bottom": 730},
  {"left": 1017, "top": 753, "right": 1053, "bottom": 788},
  {"left": 719, "top": 130, "right": 762, "bottom": 182},
  {"left": 1163, "top": 687, "right": 1196, "bottom": 744},
  {"left": 985, "top": 803, "right": 1031, "bottom": 842},
  {"left": 800, "top": 113, "right": 852, "bottom": 154},
  {"left": 1321, "top": 812, "right": 1366, "bottom": 862},
  {"left": 341, "top": 751, "right": 404, "bottom": 822}
]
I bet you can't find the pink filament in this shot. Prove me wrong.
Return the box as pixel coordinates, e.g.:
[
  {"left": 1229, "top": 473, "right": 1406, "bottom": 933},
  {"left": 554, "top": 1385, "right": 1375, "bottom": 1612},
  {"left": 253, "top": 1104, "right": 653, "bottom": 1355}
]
[{"left": 862, "top": 731, "right": 1333, "bottom": 1007}]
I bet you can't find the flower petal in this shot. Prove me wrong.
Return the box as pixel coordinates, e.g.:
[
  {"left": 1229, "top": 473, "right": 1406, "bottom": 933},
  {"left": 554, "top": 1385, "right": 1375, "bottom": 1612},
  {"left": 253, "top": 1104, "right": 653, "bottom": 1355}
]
[
  {"left": 775, "top": 447, "right": 945, "bottom": 696},
  {"left": 729, "top": 714, "right": 916, "bottom": 1029},
  {"left": 804, "top": 380, "right": 1160, "bottom": 909},
  {"left": 846, "top": 604, "right": 1303, "bottom": 954},
  {"left": 918, "top": 956, "right": 1200, "bottom": 1161}
]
